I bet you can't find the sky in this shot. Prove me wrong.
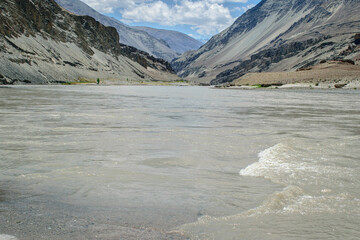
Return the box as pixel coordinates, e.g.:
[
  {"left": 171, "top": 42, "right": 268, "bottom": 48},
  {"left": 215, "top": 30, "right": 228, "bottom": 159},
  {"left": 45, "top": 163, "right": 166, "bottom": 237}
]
[{"left": 79, "top": 0, "right": 261, "bottom": 41}]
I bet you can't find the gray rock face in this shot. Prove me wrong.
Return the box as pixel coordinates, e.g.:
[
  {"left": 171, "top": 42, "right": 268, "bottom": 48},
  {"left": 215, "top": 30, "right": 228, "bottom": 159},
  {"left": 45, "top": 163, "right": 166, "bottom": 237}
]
[
  {"left": 0, "top": 0, "right": 177, "bottom": 84},
  {"left": 172, "top": 0, "right": 360, "bottom": 84},
  {"left": 55, "top": 0, "right": 201, "bottom": 61}
]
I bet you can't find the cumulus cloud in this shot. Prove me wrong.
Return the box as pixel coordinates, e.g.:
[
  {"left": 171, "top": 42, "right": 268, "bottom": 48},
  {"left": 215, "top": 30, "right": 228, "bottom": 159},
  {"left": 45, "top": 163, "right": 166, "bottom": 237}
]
[
  {"left": 121, "top": 0, "right": 236, "bottom": 36},
  {"left": 80, "top": 0, "right": 252, "bottom": 36}
]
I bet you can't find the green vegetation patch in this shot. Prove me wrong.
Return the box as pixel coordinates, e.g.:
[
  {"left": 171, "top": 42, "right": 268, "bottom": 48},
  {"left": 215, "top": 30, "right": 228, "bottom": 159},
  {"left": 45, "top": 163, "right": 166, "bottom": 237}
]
[{"left": 62, "top": 77, "right": 96, "bottom": 85}]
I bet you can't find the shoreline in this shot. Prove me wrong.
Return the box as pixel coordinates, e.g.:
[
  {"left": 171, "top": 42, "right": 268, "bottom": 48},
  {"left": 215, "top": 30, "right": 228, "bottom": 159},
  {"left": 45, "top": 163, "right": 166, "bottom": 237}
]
[
  {"left": 0, "top": 79, "right": 193, "bottom": 87},
  {"left": 224, "top": 61, "right": 360, "bottom": 90},
  {"left": 3, "top": 82, "right": 360, "bottom": 89},
  {"left": 217, "top": 81, "right": 360, "bottom": 90},
  {"left": 2, "top": 60, "right": 360, "bottom": 89}
]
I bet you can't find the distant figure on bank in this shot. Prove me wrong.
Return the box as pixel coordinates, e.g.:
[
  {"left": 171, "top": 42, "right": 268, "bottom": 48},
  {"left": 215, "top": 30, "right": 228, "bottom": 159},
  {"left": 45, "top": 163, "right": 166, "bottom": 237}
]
[{"left": 97, "top": 78, "right": 100, "bottom": 84}]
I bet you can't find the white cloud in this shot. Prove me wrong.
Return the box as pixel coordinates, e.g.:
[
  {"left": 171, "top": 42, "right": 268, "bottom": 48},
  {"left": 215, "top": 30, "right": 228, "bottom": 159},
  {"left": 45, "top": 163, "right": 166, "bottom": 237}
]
[
  {"left": 121, "top": 0, "right": 236, "bottom": 36},
  {"left": 79, "top": 0, "right": 253, "bottom": 36}
]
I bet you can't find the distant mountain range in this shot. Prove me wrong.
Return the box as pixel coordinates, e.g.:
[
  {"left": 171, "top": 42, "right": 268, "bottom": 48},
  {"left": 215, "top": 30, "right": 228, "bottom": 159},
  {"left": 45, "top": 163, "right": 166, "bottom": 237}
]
[
  {"left": 173, "top": 0, "right": 360, "bottom": 84},
  {"left": 0, "top": 0, "right": 178, "bottom": 84},
  {"left": 55, "top": 0, "right": 203, "bottom": 61},
  {"left": 134, "top": 26, "right": 204, "bottom": 56}
]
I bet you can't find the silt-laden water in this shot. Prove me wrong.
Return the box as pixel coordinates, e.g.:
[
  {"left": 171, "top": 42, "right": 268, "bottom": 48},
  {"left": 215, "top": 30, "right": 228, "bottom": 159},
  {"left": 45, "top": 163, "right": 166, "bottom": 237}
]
[{"left": 0, "top": 86, "right": 359, "bottom": 239}]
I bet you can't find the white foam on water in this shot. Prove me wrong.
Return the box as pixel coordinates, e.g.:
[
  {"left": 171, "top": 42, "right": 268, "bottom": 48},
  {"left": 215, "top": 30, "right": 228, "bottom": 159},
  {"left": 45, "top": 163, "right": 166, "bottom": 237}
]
[
  {"left": 0, "top": 235, "right": 18, "bottom": 240},
  {"left": 239, "top": 142, "right": 355, "bottom": 187},
  {"left": 237, "top": 142, "right": 360, "bottom": 213},
  {"left": 239, "top": 143, "right": 292, "bottom": 184},
  {"left": 282, "top": 192, "right": 360, "bottom": 215},
  {"left": 240, "top": 186, "right": 360, "bottom": 217},
  {"left": 239, "top": 142, "right": 326, "bottom": 187},
  {"left": 174, "top": 142, "right": 360, "bottom": 239}
]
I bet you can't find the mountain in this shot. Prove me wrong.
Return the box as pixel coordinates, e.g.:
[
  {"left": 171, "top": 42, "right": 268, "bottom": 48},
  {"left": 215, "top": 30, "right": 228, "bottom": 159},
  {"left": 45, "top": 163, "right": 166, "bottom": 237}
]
[
  {"left": 172, "top": 0, "right": 360, "bottom": 85},
  {"left": 55, "top": 0, "right": 201, "bottom": 61},
  {"left": 0, "top": 0, "right": 178, "bottom": 84},
  {"left": 54, "top": 0, "right": 178, "bottom": 61},
  {"left": 134, "top": 26, "right": 203, "bottom": 54}
]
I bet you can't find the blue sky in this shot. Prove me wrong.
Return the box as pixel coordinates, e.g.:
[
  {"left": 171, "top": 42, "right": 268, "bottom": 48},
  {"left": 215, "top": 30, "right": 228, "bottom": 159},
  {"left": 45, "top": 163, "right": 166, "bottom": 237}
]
[{"left": 80, "top": 0, "right": 261, "bottom": 41}]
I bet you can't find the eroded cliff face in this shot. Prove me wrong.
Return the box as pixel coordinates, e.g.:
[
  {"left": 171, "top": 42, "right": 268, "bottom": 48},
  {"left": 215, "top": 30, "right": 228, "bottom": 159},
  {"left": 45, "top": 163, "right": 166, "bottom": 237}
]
[
  {"left": 172, "top": 0, "right": 360, "bottom": 84},
  {"left": 0, "top": 0, "right": 177, "bottom": 84}
]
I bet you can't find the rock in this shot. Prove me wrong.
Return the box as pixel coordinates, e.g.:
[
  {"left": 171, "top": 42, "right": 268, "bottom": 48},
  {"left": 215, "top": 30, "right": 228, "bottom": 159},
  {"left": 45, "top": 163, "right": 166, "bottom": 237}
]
[
  {"left": 334, "top": 84, "right": 346, "bottom": 88},
  {"left": 0, "top": 72, "right": 12, "bottom": 84}
]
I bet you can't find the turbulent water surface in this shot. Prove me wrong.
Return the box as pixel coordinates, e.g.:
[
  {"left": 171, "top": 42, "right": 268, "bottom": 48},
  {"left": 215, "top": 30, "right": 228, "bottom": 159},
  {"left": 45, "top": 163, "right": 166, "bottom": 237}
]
[{"left": 0, "top": 86, "right": 359, "bottom": 240}]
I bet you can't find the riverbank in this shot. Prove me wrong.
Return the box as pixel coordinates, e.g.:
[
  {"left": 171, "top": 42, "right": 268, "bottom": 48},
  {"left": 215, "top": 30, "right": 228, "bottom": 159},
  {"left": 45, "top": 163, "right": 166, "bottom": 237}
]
[
  {"left": 229, "top": 61, "right": 360, "bottom": 89},
  {"left": 60, "top": 78, "right": 191, "bottom": 86}
]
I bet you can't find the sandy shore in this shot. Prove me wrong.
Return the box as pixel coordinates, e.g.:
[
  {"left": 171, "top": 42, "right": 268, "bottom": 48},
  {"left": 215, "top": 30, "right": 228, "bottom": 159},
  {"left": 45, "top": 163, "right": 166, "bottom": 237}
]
[{"left": 231, "top": 61, "right": 360, "bottom": 89}]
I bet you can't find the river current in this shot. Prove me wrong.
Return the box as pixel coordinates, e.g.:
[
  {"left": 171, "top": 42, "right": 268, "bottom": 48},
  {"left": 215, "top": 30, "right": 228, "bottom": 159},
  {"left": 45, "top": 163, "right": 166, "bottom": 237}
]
[{"left": 0, "top": 86, "right": 359, "bottom": 239}]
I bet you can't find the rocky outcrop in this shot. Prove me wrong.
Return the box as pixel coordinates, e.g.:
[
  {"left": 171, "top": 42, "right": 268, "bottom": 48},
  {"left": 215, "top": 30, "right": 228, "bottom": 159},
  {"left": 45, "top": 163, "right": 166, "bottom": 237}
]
[
  {"left": 172, "top": 0, "right": 360, "bottom": 84},
  {"left": 0, "top": 0, "right": 177, "bottom": 84}
]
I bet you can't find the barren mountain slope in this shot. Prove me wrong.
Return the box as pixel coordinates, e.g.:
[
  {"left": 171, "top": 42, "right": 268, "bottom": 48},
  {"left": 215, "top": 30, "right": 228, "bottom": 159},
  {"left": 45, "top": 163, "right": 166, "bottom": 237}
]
[
  {"left": 0, "top": 0, "right": 178, "bottom": 84},
  {"left": 172, "top": 0, "right": 360, "bottom": 84},
  {"left": 55, "top": 0, "right": 201, "bottom": 61}
]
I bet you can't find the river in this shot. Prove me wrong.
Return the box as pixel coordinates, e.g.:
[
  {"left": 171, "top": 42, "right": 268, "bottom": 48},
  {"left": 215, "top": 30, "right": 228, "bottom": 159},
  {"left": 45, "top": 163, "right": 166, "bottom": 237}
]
[{"left": 0, "top": 86, "right": 359, "bottom": 239}]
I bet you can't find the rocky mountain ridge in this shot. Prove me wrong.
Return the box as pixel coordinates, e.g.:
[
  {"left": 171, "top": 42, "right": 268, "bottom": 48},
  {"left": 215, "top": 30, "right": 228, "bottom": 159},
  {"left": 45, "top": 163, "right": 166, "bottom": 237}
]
[
  {"left": 55, "top": 0, "right": 202, "bottom": 61},
  {"left": 0, "top": 0, "right": 177, "bottom": 84},
  {"left": 172, "top": 0, "right": 360, "bottom": 84},
  {"left": 134, "top": 26, "right": 203, "bottom": 55}
]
